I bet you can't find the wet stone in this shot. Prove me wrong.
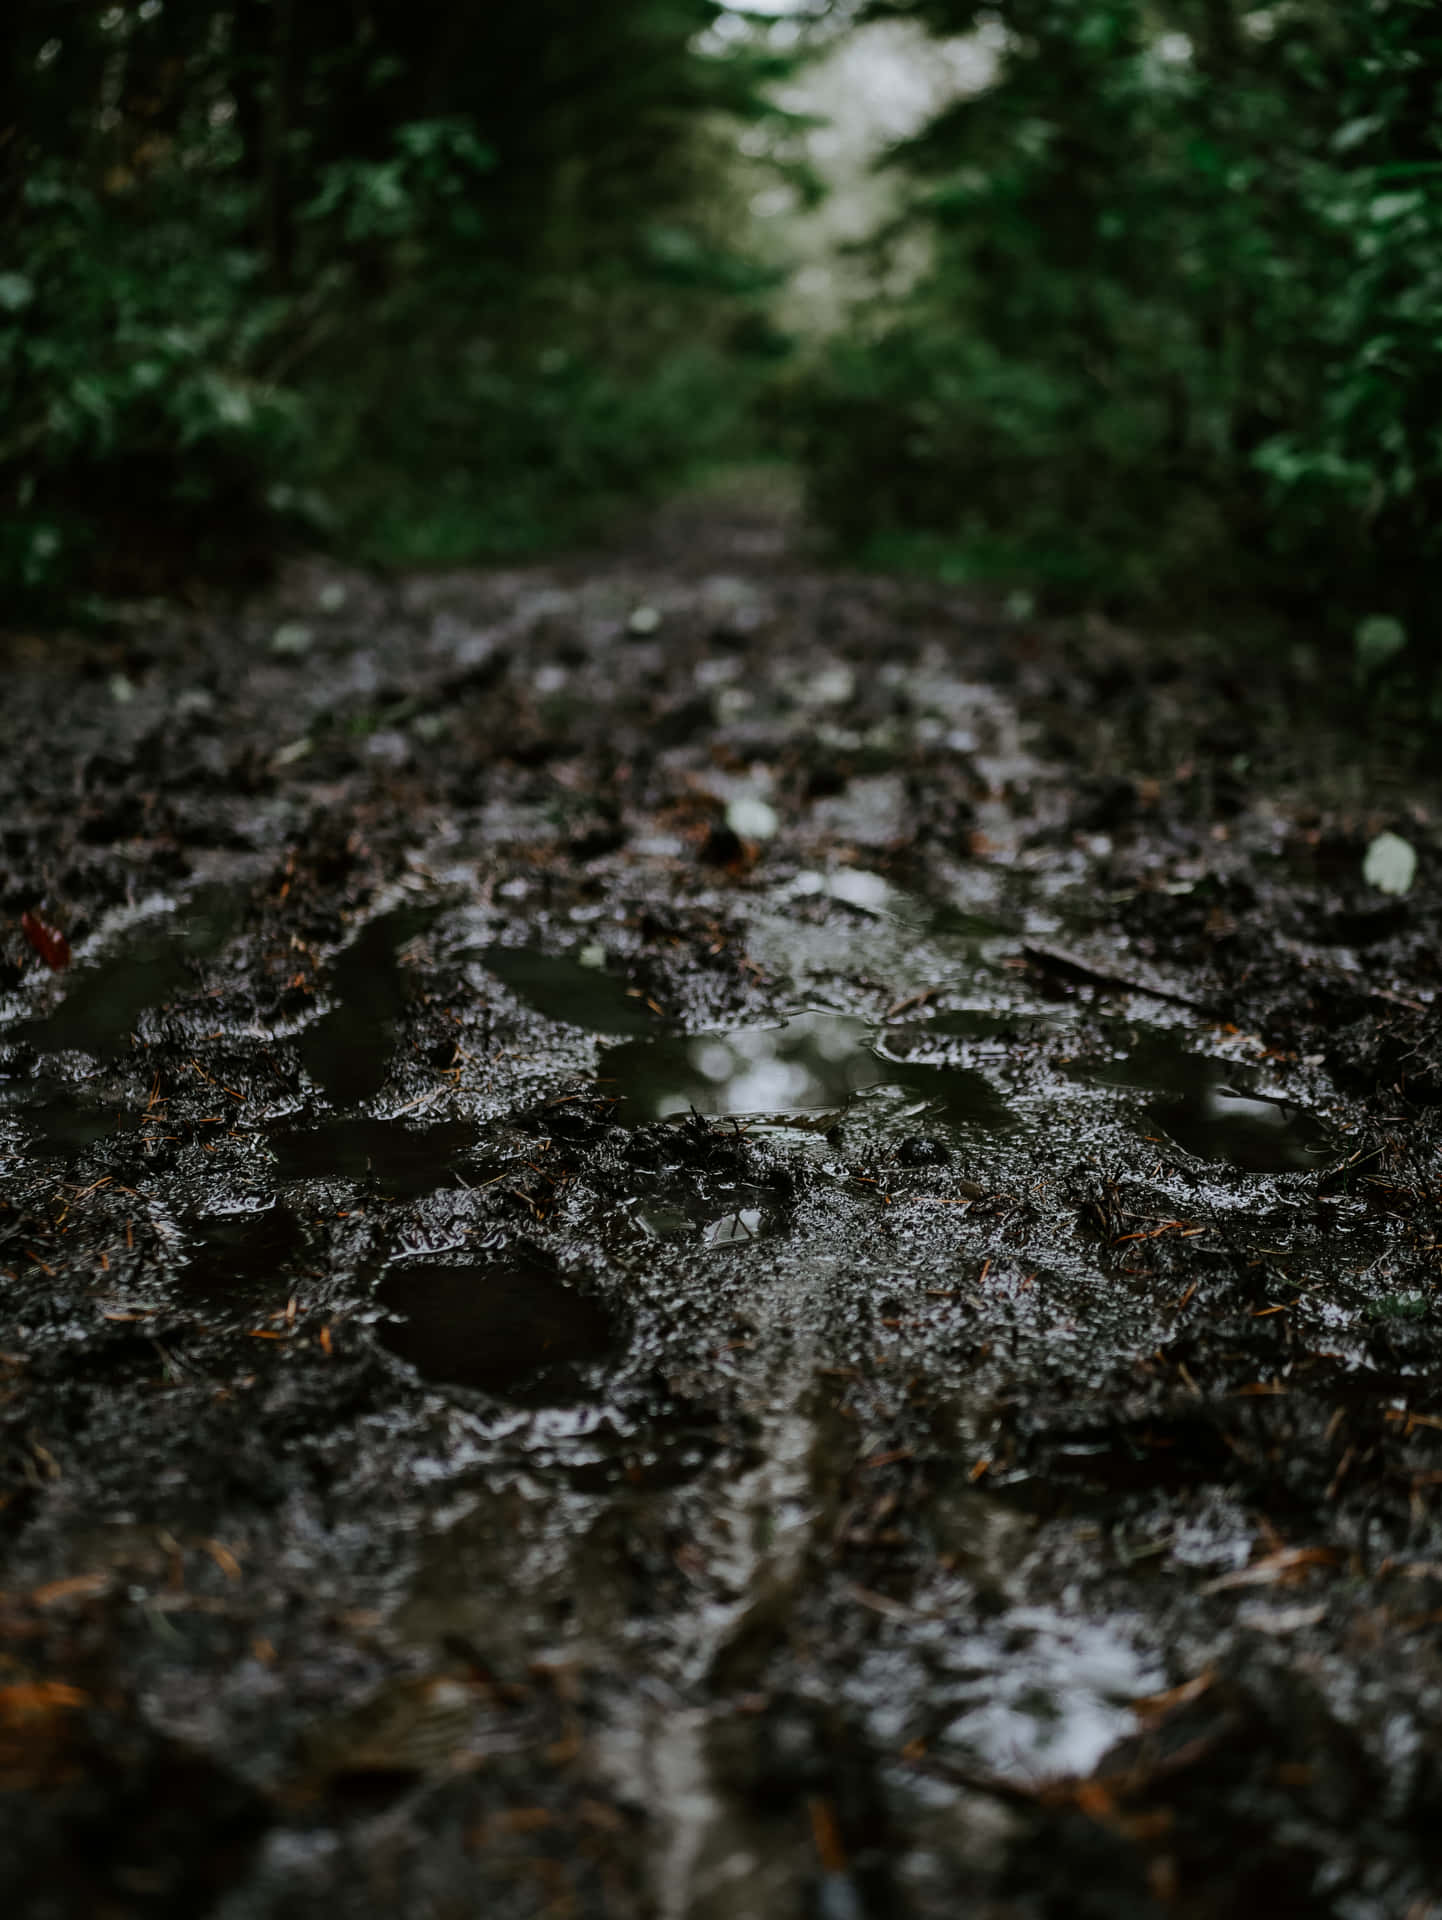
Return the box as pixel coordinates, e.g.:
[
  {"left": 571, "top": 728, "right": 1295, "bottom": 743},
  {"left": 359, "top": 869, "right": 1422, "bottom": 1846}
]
[
  {"left": 267, "top": 1117, "right": 478, "bottom": 1194},
  {"left": 375, "top": 1261, "right": 617, "bottom": 1400},
  {"left": 598, "top": 1011, "right": 1015, "bottom": 1133},
  {"left": 895, "top": 1133, "right": 951, "bottom": 1168}
]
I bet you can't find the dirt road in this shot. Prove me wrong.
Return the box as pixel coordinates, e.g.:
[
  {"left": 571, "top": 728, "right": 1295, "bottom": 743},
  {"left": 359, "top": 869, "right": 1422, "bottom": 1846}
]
[{"left": 2, "top": 499, "right": 1439, "bottom": 1916}]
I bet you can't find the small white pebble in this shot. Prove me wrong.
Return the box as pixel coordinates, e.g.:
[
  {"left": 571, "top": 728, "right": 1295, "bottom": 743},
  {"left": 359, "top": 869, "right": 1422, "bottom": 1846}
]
[
  {"left": 726, "top": 795, "right": 779, "bottom": 841},
  {"left": 271, "top": 621, "right": 313, "bottom": 657},
  {"left": 1363, "top": 831, "right": 1416, "bottom": 896},
  {"left": 365, "top": 729, "right": 410, "bottom": 768}
]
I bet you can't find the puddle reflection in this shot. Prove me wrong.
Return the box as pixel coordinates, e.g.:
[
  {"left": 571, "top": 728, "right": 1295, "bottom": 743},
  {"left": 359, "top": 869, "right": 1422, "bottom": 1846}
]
[
  {"left": 16, "top": 885, "right": 244, "bottom": 1059},
  {"left": 1151, "top": 1083, "right": 1336, "bottom": 1173},
  {"left": 703, "top": 1207, "right": 768, "bottom": 1245},
  {"left": 598, "top": 1012, "right": 1014, "bottom": 1131},
  {"left": 481, "top": 946, "right": 655, "bottom": 1035},
  {"left": 1079, "top": 1028, "right": 1337, "bottom": 1173},
  {"left": 932, "top": 1606, "right": 1160, "bottom": 1784}
]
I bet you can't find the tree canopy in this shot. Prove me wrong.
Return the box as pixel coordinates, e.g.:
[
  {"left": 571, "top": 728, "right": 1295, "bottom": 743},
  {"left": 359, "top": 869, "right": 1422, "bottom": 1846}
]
[
  {"left": 1, "top": 0, "right": 800, "bottom": 598},
  {"left": 6, "top": 0, "right": 1440, "bottom": 681},
  {"left": 797, "top": 0, "right": 1442, "bottom": 669}
]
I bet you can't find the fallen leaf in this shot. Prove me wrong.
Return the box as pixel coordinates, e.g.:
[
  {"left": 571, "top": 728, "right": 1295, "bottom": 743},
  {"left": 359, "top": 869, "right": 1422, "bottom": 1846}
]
[
  {"left": 0, "top": 1681, "right": 88, "bottom": 1724},
  {"left": 1131, "top": 1667, "right": 1216, "bottom": 1717},
  {"left": 20, "top": 911, "right": 71, "bottom": 971},
  {"left": 1202, "top": 1546, "right": 1339, "bottom": 1594},
  {"left": 29, "top": 1571, "right": 110, "bottom": 1608}
]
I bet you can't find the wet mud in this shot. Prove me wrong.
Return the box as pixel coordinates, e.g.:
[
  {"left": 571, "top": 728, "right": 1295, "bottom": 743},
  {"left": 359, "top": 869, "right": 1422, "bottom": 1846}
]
[{"left": 1, "top": 500, "right": 1440, "bottom": 1917}]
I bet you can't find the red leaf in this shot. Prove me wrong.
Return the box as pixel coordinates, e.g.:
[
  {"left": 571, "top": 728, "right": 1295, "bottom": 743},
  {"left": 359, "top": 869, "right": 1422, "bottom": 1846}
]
[{"left": 20, "top": 911, "right": 71, "bottom": 972}]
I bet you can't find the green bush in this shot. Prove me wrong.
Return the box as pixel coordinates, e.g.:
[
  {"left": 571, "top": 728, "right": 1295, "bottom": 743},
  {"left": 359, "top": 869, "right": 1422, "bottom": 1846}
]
[
  {"left": 0, "top": 1, "right": 796, "bottom": 608},
  {"left": 0, "top": 164, "right": 292, "bottom": 596},
  {"left": 797, "top": 0, "right": 1442, "bottom": 656}
]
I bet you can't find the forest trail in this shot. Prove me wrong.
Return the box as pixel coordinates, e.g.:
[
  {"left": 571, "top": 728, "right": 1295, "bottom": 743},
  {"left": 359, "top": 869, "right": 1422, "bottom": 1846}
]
[{"left": 2, "top": 505, "right": 1440, "bottom": 1916}]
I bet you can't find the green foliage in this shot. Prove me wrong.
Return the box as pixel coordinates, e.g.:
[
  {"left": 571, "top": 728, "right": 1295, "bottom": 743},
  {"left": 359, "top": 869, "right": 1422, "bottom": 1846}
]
[
  {"left": 1, "top": 117, "right": 290, "bottom": 593},
  {"left": 1365, "top": 1293, "right": 1429, "bottom": 1322},
  {"left": 797, "top": 0, "right": 1442, "bottom": 650},
  {"left": 302, "top": 119, "right": 495, "bottom": 247},
  {"left": 315, "top": 332, "right": 759, "bottom": 566},
  {"left": 1355, "top": 615, "right": 1409, "bottom": 683},
  {"left": 0, "top": 0, "right": 795, "bottom": 606}
]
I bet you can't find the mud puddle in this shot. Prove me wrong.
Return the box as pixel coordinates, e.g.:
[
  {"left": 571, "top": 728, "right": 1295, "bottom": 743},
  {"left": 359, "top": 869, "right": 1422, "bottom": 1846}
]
[
  {"left": 597, "top": 1010, "right": 1016, "bottom": 1133},
  {"left": 267, "top": 1116, "right": 479, "bottom": 1193},
  {"left": 2, "top": 512, "right": 1439, "bottom": 1918},
  {"left": 616, "top": 1179, "right": 782, "bottom": 1248},
  {"left": 1075, "top": 1024, "right": 1341, "bottom": 1172},
  {"left": 375, "top": 1259, "right": 619, "bottom": 1400},
  {"left": 482, "top": 943, "right": 657, "bottom": 1035},
  {"left": 299, "top": 904, "right": 437, "bottom": 1105},
  {"left": 177, "top": 1201, "right": 306, "bottom": 1306},
  {"left": 13, "top": 883, "right": 244, "bottom": 1060},
  {"left": 6, "top": 1078, "right": 144, "bottom": 1160}
]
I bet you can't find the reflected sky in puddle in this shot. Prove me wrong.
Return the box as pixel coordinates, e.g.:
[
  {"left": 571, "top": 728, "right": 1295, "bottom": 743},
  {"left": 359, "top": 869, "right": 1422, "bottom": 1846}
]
[
  {"left": 703, "top": 1207, "right": 766, "bottom": 1245},
  {"left": 621, "top": 1183, "right": 779, "bottom": 1248},
  {"left": 598, "top": 1011, "right": 1014, "bottom": 1131},
  {"left": 1077, "top": 1027, "right": 1338, "bottom": 1173},
  {"left": 1153, "top": 1084, "right": 1337, "bottom": 1173},
  {"left": 376, "top": 1262, "right": 617, "bottom": 1401},
  {"left": 928, "top": 1606, "right": 1160, "bottom": 1784}
]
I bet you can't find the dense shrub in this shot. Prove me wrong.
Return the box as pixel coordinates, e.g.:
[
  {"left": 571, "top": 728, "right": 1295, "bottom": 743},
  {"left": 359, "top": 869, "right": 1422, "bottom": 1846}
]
[
  {"left": 796, "top": 0, "right": 1442, "bottom": 663},
  {"left": 0, "top": 1, "right": 797, "bottom": 606}
]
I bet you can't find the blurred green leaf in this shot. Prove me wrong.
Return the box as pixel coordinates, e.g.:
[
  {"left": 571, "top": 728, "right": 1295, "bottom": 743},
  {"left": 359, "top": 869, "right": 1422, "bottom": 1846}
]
[{"left": 1354, "top": 615, "right": 1407, "bottom": 679}]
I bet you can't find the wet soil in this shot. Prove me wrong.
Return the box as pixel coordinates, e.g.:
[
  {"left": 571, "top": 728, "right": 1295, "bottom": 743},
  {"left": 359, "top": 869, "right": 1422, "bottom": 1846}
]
[{"left": 1, "top": 497, "right": 1440, "bottom": 1917}]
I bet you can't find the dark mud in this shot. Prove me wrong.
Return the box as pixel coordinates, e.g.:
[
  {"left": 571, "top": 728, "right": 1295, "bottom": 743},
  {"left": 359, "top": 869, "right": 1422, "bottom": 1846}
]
[{"left": 1, "top": 498, "right": 1440, "bottom": 1917}]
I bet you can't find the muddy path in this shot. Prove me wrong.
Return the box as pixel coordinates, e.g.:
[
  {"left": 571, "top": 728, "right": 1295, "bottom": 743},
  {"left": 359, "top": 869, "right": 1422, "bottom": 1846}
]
[{"left": 2, "top": 499, "right": 1440, "bottom": 1917}]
